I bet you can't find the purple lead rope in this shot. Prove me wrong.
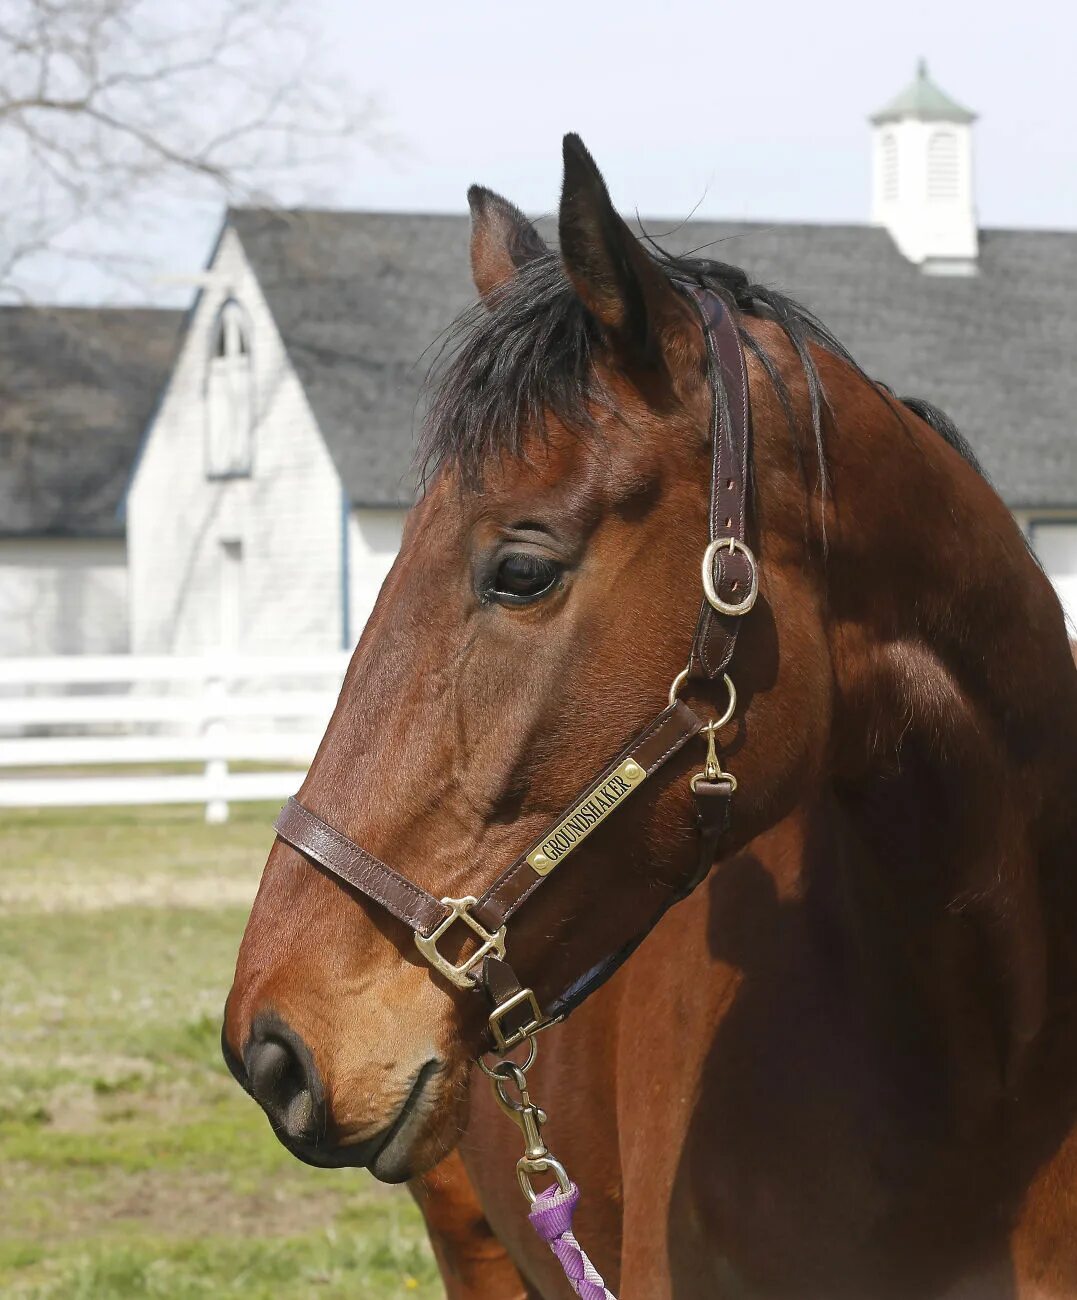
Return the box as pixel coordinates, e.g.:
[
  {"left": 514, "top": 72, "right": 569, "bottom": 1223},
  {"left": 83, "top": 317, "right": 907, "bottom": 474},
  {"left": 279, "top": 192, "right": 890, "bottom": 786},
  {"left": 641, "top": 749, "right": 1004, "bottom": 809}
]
[
  {"left": 528, "top": 1182, "right": 617, "bottom": 1300},
  {"left": 480, "top": 1033, "right": 619, "bottom": 1295}
]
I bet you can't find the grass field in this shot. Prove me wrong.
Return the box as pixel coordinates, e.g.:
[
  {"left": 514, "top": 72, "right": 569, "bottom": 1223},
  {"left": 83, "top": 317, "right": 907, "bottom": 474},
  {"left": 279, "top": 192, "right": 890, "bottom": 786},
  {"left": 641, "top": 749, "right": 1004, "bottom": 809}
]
[{"left": 0, "top": 803, "right": 443, "bottom": 1298}]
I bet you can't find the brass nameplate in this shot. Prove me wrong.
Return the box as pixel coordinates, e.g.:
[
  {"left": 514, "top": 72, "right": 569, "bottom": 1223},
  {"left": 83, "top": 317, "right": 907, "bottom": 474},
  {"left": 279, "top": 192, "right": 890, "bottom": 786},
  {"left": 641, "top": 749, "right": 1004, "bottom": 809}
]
[{"left": 527, "top": 758, "right": 648, "bottom": 877}]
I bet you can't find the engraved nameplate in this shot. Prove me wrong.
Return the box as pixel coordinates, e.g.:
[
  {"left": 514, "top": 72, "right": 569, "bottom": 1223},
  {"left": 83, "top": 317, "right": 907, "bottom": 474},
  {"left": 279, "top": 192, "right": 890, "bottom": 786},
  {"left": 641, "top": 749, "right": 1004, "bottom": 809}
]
[{"left": 526, "top": 757, "right": 648, "bottom": 877}]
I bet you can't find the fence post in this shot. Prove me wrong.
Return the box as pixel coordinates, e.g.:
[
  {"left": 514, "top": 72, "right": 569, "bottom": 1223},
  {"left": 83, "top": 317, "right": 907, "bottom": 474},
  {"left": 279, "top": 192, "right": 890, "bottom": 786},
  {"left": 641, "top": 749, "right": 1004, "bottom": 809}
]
[{"left": 203, "top": 661, "right": 229, "bottom": 824}]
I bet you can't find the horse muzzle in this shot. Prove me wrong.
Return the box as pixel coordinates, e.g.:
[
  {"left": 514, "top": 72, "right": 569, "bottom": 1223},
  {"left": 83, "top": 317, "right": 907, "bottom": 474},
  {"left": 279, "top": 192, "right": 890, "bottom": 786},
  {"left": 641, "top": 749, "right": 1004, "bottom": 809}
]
[{"left": 221, "top": 1010, "right": 443, "bottom": 1181}]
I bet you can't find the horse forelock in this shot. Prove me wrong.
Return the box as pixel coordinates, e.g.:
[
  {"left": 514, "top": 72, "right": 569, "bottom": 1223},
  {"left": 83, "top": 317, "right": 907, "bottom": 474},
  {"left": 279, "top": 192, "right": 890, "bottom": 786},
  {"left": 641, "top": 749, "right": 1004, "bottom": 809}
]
[
  {"left": 418, "top": 237, "right": 984, "bottom": 502},
  {"left": 420, "top": 252, "right": 602, "bottom": 490}
]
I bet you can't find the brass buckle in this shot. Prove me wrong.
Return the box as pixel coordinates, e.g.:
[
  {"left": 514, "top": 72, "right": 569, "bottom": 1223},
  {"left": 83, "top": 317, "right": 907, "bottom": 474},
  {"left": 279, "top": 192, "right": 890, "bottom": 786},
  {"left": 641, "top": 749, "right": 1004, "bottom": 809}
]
[
  {"left": 489, "top": 987, "right": 546, "bottom": 1053},
  {"left": 414, "top": 896, "right": 507, "bottom": 990},
  {"left": 702, "top": 536, "right": 758, "bottom": 615}
]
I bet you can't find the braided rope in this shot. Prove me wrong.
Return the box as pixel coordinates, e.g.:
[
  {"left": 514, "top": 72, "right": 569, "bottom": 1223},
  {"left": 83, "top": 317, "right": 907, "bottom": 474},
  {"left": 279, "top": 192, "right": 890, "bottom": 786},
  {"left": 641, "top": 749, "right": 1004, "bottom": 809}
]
[{"left": 528, "top": 1182, "right": 617, "bottom": 1300}]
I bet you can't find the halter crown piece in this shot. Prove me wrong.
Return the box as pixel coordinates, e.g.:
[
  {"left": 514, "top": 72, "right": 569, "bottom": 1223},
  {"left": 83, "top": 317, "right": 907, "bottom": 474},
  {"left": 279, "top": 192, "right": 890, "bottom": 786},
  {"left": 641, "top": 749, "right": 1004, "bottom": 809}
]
[{"left": 272, "top": 286, "right": 757, "bottom": 1295}]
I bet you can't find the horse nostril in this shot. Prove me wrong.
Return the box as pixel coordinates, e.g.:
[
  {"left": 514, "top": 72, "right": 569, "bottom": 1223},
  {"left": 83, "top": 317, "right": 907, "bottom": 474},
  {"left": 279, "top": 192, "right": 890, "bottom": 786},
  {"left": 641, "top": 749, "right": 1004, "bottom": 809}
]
[
  {"left": 244, "top": 1016, "right": 324, "bottom": 1145},
  {"left": 248, "top": 1039, "right": 294, "bottom": 1105}
]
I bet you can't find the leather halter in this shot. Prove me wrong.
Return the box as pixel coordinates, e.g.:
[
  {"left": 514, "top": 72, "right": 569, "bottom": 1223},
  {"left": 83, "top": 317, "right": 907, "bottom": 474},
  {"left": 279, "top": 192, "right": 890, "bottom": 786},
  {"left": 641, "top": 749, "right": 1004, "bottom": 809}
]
[{"left": 273, "top": 285, "right": 757, "bottom": 1054}]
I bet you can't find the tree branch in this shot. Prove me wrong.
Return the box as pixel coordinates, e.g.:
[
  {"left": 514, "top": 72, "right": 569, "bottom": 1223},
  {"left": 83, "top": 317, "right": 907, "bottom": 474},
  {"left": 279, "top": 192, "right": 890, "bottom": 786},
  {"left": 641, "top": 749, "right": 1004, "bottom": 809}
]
[{"left": 0, "top": 0, "right": 385, "bottom": 300}]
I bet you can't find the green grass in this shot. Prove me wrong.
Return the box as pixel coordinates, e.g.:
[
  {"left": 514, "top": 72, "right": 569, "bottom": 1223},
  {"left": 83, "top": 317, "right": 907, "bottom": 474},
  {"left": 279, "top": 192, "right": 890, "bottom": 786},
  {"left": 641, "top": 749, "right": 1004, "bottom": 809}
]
[
  {"left": 0, "top": 802, "right": 270, "bottom": 914},
  {"left": 0, "top": 805, "right": 442, "bottom": 1299}
]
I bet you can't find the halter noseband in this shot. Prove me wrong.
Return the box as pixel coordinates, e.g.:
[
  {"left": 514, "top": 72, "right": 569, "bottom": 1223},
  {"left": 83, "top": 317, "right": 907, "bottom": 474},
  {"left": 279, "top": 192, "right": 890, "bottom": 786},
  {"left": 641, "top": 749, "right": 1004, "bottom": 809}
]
[{"left": 273, "top": 285, "right": 757, "bottom": 1055}]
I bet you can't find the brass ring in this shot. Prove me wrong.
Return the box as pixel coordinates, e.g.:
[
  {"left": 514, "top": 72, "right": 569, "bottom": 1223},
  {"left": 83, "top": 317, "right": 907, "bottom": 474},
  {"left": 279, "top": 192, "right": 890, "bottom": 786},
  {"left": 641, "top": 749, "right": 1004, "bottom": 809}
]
[
  {"left": 669, "top": 669, "right": 737, "bottom": 726},
  {"left": 714, "top": 673, "right": 737, "bottom": 730},
  {"left": 477, "top": 1036, "right": 537, "bottom": 1079},
  {"left": 702, "top": 537, "right": 758, "bottom": 616},
  {"left": 668, "top": 665, "right": 691, "bottom": 708}
]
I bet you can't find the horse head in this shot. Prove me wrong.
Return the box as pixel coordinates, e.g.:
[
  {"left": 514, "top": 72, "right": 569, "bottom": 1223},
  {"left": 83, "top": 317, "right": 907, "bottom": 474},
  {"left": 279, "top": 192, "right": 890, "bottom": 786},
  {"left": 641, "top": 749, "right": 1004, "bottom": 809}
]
[{"left": 222, "top": 135, "right": 1077, "bottom": 1189}]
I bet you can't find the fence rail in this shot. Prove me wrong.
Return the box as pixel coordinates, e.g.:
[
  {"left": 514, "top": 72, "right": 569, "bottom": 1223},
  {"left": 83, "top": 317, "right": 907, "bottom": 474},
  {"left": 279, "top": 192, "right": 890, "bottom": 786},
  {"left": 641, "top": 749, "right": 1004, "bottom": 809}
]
[{"left": 0, "top": 653, "right": 350, "bottom": 821}]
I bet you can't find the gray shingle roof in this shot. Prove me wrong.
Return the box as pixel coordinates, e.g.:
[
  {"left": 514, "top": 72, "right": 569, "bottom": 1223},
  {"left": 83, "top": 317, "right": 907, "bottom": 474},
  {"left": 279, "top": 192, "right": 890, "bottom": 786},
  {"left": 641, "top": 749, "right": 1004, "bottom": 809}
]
[
  {"left": 230, "top": 208, "right": 1077, "bottom": 511},
  {"left": 0, "top": 306, "right": 182, "bottom": 537},
  {"left": 230, "top": 208, "right": 474, "bottom": 507}
]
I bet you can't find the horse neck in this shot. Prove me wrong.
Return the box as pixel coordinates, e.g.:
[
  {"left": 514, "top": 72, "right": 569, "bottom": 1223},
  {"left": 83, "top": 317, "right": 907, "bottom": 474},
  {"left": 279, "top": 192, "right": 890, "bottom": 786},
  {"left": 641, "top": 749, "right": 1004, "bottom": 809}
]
[{"left": 800, "top": 365, "right": 1077, "bottom": 1095}]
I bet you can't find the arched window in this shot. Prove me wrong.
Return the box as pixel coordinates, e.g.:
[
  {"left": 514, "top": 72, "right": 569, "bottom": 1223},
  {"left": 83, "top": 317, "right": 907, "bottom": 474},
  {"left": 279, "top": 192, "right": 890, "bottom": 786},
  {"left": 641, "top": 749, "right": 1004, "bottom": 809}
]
[
  {"left": 881, "top": 132, "right": 898, "bottom": 202},
  {"left": 205, "top": 298, "right": 254, "bottom": 478},
  {"left": 927, "top": 130, "right": 959, "bottom": 200}
]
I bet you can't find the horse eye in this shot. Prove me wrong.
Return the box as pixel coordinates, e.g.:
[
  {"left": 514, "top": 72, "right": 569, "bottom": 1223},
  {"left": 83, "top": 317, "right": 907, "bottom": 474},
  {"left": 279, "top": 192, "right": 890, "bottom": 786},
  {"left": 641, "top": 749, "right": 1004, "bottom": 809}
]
[{"left": 489, "top": 553, "right": 560, "bottom": 604}]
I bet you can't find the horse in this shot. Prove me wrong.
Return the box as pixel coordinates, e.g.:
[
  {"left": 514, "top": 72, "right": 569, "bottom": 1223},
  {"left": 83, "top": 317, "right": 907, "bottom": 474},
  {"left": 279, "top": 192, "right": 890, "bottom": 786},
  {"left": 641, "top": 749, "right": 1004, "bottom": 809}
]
[{"left": 221, "top": 135, "right": 1077, "bottom": 1298}]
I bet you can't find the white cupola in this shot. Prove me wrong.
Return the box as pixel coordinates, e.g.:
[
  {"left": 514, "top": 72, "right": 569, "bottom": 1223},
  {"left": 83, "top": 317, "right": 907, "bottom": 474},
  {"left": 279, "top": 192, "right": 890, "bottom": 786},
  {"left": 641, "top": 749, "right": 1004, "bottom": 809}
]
[{"left": 870, "top": 60, "right": 978, "bottom": 273}]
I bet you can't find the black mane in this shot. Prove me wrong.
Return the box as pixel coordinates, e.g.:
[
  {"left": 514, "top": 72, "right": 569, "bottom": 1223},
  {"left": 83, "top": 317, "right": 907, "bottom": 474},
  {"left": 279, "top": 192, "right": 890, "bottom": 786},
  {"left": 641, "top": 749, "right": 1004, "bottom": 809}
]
[{"left": 419, "top": 243, "right": 979, "bottom": 487}]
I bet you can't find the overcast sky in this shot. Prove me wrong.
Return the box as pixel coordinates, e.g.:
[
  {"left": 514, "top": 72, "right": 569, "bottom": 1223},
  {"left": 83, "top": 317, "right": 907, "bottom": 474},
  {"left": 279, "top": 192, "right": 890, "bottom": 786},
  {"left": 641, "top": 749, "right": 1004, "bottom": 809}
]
[{"left": 45, "top": 0, "right": 1077, "bottom": 302}]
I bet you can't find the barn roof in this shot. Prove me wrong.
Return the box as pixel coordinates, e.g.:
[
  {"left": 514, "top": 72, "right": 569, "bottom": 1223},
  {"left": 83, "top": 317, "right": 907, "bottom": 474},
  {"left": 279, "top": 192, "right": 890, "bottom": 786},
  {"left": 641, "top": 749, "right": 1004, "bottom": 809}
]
[
  {"left": 0, "top": 306, "right": 182, "bottom": 537},
  {"left": 870, "top": 60, "right": 977, "bottom": 125},
  {"left": 229, "top": 207, "right": 1077, "bottom": 511}
]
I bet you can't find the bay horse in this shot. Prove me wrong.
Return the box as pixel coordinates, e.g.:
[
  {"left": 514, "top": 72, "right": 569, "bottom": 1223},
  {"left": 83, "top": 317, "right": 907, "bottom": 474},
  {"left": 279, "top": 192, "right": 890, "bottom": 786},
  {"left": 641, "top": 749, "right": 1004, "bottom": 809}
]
[{"left": 222, "top": 136, "right": 1077, "bottom": 1298}]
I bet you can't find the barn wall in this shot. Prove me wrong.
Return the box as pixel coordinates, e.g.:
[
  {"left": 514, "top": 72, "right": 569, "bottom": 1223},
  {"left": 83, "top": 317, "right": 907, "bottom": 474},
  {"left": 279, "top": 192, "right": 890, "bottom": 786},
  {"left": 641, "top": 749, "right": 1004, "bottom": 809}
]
[
  {"left": 0, "top": 537, "right": 127, "bottom": 656},
  {"left": 1016, "top": 509, "right": 1077, "bottom": 636},
  {"left": 347, "top": 508, "right": 408, "bottom": 647},
  {"left": 127, "top": 229, "right": 346, "bottom": 655}
]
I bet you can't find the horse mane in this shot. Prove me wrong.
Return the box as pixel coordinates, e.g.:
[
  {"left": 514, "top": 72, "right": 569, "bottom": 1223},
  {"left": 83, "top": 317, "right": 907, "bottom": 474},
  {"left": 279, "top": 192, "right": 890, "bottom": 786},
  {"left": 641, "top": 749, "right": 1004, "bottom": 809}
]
[
  {"left": 419, "top": 241, "right": 982, "bottom": 490},
  {"left": 899, "top": 394, "right": 985, "bottom": 476}
]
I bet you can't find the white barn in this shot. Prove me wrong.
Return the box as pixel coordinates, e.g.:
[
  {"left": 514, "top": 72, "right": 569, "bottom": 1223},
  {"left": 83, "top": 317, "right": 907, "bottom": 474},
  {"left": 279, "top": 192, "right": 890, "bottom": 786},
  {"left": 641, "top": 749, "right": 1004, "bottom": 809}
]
[
  {"left": 124, "top": 211, "right": 459, "bottom": 654},
  {"left": 124, "top": 217, "right": 413, "bottom": 655}
]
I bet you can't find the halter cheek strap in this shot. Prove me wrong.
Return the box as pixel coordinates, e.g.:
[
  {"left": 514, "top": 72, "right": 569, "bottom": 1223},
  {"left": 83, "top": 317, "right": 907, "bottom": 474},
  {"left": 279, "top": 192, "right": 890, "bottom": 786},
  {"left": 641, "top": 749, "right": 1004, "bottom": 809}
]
[
  {"left": 272, "top": 286, "right": 753, "bottom": 1055},
  {"left": 685, "top": 283, "right": 757, "bottom": 677}
]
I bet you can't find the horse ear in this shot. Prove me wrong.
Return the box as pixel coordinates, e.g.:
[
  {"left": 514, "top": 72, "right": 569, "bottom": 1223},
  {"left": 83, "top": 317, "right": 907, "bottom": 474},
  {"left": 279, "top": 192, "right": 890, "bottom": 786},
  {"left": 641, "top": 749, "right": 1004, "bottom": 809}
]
[
  {"left": 558, "top": 133, "right": 691, "bottom": 374},
  {"left": 467, "top": 185, "right": 548, "bottom": 305}
]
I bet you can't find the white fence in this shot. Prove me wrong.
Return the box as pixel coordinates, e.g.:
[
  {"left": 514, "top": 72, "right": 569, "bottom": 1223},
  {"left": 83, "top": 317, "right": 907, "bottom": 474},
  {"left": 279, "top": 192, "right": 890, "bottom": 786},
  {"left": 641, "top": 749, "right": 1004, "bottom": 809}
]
[{"left": 0, "top": 653, "right": 351, "bottom": 821}]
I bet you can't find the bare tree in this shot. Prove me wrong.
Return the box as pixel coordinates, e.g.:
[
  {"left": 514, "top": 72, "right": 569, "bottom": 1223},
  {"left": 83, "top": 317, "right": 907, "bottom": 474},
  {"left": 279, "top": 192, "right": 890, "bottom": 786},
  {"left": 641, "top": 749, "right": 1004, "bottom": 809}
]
[{"left": 0, "top": 0, "right": 380, "bottom": 299}]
